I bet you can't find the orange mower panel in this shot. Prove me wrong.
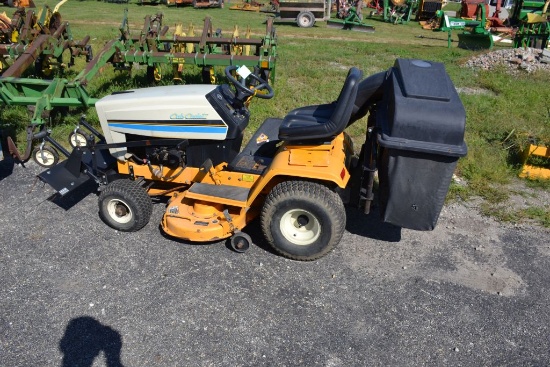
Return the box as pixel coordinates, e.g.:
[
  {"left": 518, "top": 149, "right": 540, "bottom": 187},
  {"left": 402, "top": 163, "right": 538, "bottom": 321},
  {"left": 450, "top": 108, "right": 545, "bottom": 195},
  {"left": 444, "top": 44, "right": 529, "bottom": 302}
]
[{"left": 160, "top": 132, "right": 353, "bottom": 243}]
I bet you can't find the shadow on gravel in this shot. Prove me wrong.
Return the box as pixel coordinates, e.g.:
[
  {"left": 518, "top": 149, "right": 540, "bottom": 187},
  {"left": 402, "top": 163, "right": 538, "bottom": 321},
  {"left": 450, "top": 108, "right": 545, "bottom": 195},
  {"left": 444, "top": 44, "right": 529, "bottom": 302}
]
[
  {"left": 47, "top": 180, "right": 98, "bottom": 210},
  {"left": 345, "top": 206, "right": 402, "bottom": 242},
  {"left": 0, "top": 156, "right": 14, "bottom": 182},
  {"left": 59, "top": 316, "right": 125, "bottom": 367}
]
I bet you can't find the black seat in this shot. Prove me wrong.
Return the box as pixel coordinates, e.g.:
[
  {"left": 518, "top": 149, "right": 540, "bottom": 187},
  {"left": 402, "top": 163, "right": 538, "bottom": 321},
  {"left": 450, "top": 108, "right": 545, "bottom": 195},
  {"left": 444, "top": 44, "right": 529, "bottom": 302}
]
[{"left": 278, "top": 67, "right": 363, "bottom": 142}]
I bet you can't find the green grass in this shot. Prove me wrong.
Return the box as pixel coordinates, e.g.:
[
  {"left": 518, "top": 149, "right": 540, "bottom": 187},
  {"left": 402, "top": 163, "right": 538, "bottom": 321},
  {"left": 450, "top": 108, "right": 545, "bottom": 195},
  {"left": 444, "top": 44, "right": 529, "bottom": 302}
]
[{"left": 1, "top": 0, "right": 549, "bottom": 226}]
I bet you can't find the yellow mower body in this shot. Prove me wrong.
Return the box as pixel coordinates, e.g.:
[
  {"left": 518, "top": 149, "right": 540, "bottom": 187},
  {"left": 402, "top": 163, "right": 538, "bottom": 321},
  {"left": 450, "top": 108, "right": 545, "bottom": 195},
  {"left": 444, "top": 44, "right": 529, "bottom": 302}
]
[{"left": 161, "top": 132, "right": 352, "bottom": 242}]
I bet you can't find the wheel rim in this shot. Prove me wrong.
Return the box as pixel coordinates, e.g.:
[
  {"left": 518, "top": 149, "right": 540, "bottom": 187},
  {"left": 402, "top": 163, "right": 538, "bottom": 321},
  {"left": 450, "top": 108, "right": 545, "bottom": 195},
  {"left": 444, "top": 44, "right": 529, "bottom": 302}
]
[
  {"left": 106, "top": 198, "right": 133, "bottom": 224},
  {"left": 299, "top": 16, "right": 311, "bottom": 27},
  {"left": 35, "top": 150, "right": 55, "bottom": 165},
  {"left": 232, "top": 235, "right": 250, "bottom": 252},
  {"left": 70, "top": 133, "right": 87, "bottom": 147},
  {"left": 280, "top": 209, "right": 321, "bottom": 246}
]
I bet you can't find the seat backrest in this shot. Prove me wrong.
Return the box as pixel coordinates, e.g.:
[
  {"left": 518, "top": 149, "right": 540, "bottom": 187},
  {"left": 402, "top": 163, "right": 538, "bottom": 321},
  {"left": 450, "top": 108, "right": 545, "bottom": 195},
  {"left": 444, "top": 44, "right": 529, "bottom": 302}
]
[
  {"left": 347, "top": 70, "right": 386, "bottom": 126},
  {"left": 278, "top": 67, "right": 363, "bottom": 142},
  {"left": 328, "top": 67, "right": 363, "bottom": 135}
]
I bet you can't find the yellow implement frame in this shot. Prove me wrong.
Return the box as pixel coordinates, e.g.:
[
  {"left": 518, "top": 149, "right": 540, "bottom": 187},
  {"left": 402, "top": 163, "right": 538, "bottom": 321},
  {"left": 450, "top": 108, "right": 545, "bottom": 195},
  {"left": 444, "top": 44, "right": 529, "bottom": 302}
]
[{"left": 519, "top": 144, "right": 550, "bottom": 180}]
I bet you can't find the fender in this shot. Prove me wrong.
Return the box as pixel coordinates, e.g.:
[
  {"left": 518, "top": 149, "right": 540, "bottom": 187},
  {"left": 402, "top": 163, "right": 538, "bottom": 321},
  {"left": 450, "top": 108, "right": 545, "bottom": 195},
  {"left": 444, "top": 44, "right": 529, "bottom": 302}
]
[{"left": 246, "top": 132, "right": 354, "bottom": 205}]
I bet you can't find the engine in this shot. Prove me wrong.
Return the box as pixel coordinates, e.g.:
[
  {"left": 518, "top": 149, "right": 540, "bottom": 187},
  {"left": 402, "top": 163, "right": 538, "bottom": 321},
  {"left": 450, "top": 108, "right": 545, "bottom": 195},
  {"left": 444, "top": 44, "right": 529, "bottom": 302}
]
[{"left": 147, "top": 146, "right": 185, "bottom": 169}]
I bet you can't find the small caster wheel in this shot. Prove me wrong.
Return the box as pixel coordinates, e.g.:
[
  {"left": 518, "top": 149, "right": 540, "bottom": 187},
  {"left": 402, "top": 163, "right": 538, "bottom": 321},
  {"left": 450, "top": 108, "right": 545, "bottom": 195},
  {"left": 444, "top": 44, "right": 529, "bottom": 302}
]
[
  {"left": 69, "top": 129, "right": 88, "bottom": 148},
  {"left": 32, "top": 145, "right": 59, "bottom": 168},
  {"left": 230, "top": 232, "right": 252, "bottom": 253}
]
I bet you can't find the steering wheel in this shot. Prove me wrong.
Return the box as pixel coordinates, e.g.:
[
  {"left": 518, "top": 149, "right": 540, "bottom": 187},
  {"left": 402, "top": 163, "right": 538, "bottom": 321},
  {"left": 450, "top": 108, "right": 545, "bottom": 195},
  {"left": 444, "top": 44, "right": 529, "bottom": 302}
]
[{"left": 224, "top": 65, "right": 274, "bottom": 100}]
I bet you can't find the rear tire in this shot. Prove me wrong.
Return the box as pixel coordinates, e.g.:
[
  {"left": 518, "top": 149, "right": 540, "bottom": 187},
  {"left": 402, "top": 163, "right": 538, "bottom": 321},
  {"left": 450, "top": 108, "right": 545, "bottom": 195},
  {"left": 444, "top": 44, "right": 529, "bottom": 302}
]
[
  {"left": 296, "top": 11, "right": 315, "bottom": 28},
  {"left": 98, "top": 179, "right": 152, "bottom": 232},
  {"left": 261, "top": 181, "right": 345, "bottom": 261}
]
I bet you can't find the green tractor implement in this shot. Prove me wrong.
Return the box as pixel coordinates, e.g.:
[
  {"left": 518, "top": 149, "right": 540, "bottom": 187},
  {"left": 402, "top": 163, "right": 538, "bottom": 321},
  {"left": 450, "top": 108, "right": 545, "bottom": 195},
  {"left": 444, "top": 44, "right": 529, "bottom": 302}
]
[
  {"left": 0, "top": 1, "right": 92, "bottom": 77},
  {"left": 510, "top": 0, "right": 548, "bottom": 22},
  {"left": 327, "top": 4, "right": 376, "bottom": 31},
  {"left": 512, "top": 0, "right": 549, "bottom": 49},
  {"left": 384, "top": 0, "right": 417, "bottom": 24},
  {"left": 365, "top": 0, "right": 417, "bottom": 24},
  {"left": 88, "top": 10, "right": 277, "bottom": 85},
  {"left": 433, "top": 4, "right": 494, "bottom": 50}
]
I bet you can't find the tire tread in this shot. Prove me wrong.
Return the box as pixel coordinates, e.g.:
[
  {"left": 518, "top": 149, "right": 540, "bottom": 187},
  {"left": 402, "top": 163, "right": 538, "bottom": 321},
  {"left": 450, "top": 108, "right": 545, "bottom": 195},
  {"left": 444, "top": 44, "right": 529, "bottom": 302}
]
[
  {"left": 261, "top": 181, "right": 345, "bottom": 261},
  {"left": 98, "top": 179, "right": 152, "bottom": 232}
]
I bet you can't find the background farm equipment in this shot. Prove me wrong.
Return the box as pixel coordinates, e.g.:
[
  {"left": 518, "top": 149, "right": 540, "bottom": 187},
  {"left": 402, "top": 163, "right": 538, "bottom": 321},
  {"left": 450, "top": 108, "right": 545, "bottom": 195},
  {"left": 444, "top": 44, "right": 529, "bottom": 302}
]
[
  {"left": 165, "top": 0, "right": 223, "bottom": 8},
  {"left": 365, "top": 0, "right": 417, "bottom": 24},
  {"left": 229, "top": 0, "right": 264, "bottom": 12},
  {"left": 270, "top": 0, "right": 375, "bottom": 30},
  {"left": 0, "top": 1, "right": 92, "bottom": 77},
  {"left": 433, "top": 4, "right": 493, "bottom": 49},
  {"left": 87, "top": 10, "right": 277, "bottom": 85},
  {"left": 274, "top": 0, "right": 330, "bottom": 27},
  {"left": 166, "top": 0, "right": 194, "bottom": 7},
  {"left": 415, "top": 0, "right": 441, "bottom": 20},
  {"left": 460, "top": 0, "right": 488, "bottom": 17},
  {"left": 512, "top": 0, "right": 549, "bottom": 48},
  {"left": 1, "top": 0, "right": 35, "bottom": 7},
  {"left": 191, "top": 0, "right": 224, "bottom": 8},
  {"left": 328, "top": 3, "right": 377, "bottom": 30},
  {"left": 510, "top": 0, "right": 549, "bottom": 23},
  {"left": 385, "top": 0, "right": 416, "bottom": 24}
]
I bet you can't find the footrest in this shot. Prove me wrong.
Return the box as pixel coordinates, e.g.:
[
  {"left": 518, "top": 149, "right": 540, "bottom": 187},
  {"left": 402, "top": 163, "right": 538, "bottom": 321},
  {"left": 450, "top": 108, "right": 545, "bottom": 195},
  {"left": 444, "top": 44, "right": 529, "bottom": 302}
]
[
  {"left": 230, "top": 155, "right": 272, "bottom": 175},
  {"left": 186, "top": 182, "right": 250, "bottom": 206}
]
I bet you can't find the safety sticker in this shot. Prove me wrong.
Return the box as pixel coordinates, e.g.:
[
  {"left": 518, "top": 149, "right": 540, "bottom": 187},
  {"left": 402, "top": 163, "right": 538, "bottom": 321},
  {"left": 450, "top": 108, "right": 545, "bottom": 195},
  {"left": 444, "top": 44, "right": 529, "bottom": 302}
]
[
  {"left": 256, "top": 133, "right": 269, "bottom": 144},
  {"left": 242, "top": 174, "right": 255, "bottom": 182}
]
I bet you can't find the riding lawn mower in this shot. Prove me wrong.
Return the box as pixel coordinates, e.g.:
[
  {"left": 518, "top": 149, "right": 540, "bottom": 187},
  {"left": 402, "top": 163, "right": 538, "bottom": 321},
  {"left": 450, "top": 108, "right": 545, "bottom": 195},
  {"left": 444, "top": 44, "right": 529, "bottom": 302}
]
[{"left": 36, "top": 59, "right": 467, "bottom": 261}]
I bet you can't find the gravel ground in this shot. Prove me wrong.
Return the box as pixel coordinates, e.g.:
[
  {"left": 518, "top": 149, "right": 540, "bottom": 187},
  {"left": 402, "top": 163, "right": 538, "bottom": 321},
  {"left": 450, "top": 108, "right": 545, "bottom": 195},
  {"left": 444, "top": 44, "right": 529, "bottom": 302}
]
[
  {"left": 1, "top": 158, "right": 550, "bottom": 366},
  {"left": 463, "top": 47, "right": 550, "bottom": 74}
]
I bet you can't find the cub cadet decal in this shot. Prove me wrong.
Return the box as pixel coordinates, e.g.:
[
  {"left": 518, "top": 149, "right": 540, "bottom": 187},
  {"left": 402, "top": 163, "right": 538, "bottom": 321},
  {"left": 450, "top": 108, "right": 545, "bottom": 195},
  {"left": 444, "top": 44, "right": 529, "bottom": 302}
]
[{"left": 170, "top": 113, "right": 209, "bottom": 120}]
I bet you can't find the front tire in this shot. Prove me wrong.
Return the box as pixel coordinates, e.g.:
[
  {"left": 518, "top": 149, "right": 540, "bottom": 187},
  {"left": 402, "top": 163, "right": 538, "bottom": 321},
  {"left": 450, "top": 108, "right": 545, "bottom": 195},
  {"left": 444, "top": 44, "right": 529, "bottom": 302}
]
[
  {"left": 98, "top": 179, "right": 153, "bottom": 232},
  {"left": 261, "top": 181, "right": 345, "bottom": 261}
]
